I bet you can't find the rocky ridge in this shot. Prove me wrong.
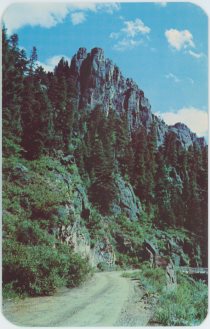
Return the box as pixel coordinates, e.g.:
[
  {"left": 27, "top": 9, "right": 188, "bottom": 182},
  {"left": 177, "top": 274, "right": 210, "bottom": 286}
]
[{"left": 70, "top": 47, "right": 205, "bottom": 149}]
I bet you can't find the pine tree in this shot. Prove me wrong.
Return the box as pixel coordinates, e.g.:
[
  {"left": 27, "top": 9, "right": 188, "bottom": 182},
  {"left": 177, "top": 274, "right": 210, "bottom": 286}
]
[
  {"left": 2, "top": 29, "right": 26, "bottom": 151},
  {"left": 89, "top": 134, "right": 116, "bottom": 213},
  {"left": 145, "top": 122, "right": 157, "bottom": 204},
  {"left": 83, "top": 106, "right": 117, "bottom": 213},
  {"left": 164, "top": 131, "right": 178, "bottom": 167},
  {"left": 21, "top": 70, "right": 53, "bottom": 159},
  {"left": 29, "top": 46, "right": 38, "bottom": 74},
  {"left": 115, "top": 113, "right": 134, "bottom": 178},
  {"left": 132, "top": 127, "right": 147, "bottom": 202}
]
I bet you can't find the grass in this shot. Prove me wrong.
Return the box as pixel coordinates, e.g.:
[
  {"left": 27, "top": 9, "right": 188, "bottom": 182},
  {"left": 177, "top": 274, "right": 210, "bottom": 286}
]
[
  {"left": 155, "top": 273, "right": 208, "bottom": 325},
  {"left": 122, "top": 263, "right": 166, "bottom": 295},
  {"left": 122, "top": 263, "right": 208, "bottom": 326}
]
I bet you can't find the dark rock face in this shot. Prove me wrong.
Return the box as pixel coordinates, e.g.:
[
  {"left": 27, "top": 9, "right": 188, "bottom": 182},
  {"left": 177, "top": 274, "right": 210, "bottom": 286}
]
[
  {"left": 169, "top": 123, "right": 202, "bottom": 149},
  {"left": 70, "top": 47, "right": 152, "bottom": 132},
  {"left": 70, "top": 47, "right": 87, "bottom": 79},
  {"left": 154, "top": 116, "right": 206, "bottom": 149},
  {"left": 111, "top": 175, "right": 141, "bottom": 221},
  {"left": 70, "top": 47, "right": 205, "bottom": 149},
  {"left": 153, "top": 115, "right": 170, "bottom": 147}
]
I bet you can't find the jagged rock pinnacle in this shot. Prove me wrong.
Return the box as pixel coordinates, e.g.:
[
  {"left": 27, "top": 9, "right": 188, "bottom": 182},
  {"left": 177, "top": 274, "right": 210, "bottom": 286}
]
[{"left": 70, "top": 47, "right": 205, "bottom": 149}]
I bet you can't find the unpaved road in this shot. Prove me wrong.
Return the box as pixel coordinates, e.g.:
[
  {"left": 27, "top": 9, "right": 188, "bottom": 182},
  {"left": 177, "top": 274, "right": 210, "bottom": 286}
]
[{"left": 3, "top": 271, "right": 152, "bottom": 327}]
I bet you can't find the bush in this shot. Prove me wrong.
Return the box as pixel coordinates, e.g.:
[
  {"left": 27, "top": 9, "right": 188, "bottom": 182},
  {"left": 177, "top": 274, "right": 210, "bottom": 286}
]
[
  {"left": 131, "top": 264, "right": 208, "bottom": 326},
  {"left": 3, "top": 240, "right": 92, "bottom": 297},
  {"left": 97, "top": 261, "right": 111, "bottom": 272},
  {"left": 66, "top": 257, "right": 92, "bottom": 287},
  {"left": 3, "top": 137, "right": 23, "bottom": 157},
  {"left": 155, "top": 273, "right": 208, "bottom": 325},
  {"left": 16, "top": 220, "right": 55, "bottom": 245},
  {"left": 57, "top": 244, "right": 92, "bottom": 288},
  {"left": 139, "top": 263, "right": 166, "bottom": 294}
]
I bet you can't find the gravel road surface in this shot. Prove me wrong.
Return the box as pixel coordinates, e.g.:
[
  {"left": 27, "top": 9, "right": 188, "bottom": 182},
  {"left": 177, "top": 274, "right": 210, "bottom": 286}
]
[{"left": 3, "top": 271, "right": 152, "bottom": 326}]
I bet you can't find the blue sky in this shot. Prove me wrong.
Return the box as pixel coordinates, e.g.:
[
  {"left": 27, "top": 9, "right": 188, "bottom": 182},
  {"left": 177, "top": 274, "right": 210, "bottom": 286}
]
[{"left": 2, "top": 1, "right": 208, "bottom": 138}]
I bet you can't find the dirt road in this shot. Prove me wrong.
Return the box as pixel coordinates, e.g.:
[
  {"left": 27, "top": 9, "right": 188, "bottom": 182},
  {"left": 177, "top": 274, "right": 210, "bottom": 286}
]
[{"left": 3, "top": 271, "right": 152, "bottom": 327}]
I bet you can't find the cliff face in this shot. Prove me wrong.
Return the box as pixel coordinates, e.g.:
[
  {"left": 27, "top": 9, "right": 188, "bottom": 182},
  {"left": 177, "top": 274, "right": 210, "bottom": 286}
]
[
  {"left": 70, "top": 47, "right": 205, "bottom": 148},
  {"left": 71, "top": 47, "right": 153, "bottom": 132}
]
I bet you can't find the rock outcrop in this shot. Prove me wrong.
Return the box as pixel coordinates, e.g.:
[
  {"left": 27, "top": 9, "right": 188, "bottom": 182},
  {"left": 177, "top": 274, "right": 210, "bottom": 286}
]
[
  {"left": 71, "top": 47, "right": 152, "bottom": 133},
  {"left": 111, "top": 175, "right": 141, "bottom": 221},
  {"left": 70, "top": 47, "right": 205, "bottom": 149},
  {"left": 169, "top": 122, "right": 205, "bottom": 149},
  {"left": 50, "top": 154, "right": 116, "bottom": 268},
  {"left": 153, "top": 116, "right": 206, "bottom": 149}
]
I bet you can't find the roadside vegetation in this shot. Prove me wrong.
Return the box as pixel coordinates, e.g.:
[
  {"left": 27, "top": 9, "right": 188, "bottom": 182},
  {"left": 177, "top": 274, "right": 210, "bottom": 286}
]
[
  {"left": 2, "top": 155, "right": 93, "bottom": 298},
  {"left": 155, "top": 272, "right": 208, "bottom": 325},
  {"left": 123, "top": 264, "right": 208, "bottom": 326}
]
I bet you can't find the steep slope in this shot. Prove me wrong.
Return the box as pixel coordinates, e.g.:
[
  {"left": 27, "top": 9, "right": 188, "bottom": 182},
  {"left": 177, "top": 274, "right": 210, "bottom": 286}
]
[{"left": 70, "top": 47, "right": 205, "bottom": 149}]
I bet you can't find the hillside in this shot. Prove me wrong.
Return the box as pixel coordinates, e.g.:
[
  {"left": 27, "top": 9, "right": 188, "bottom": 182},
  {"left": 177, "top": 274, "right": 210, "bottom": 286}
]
[{"left": 2, "top": 28, "right": 208, "bottom": 324}]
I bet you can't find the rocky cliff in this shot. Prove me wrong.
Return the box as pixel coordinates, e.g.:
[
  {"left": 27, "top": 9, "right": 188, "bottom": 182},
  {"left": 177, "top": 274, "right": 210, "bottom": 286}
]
[
  {"left": 70, "top": 47, "right": 205, "bottom": 149},
  {"left": 71, "top": 47, "right": 152, "bottom": 130}
]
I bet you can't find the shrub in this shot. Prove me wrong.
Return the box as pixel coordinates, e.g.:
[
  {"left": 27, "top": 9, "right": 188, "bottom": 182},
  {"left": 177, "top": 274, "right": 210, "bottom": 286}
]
[
  {"left": 155, "top": 273, "right": 208, "bottom": 325},
  {"left": 139, "top": 263, "right": 166, "bottom": 294},
  {"left": 16, "top": 220, "right": 55, "bottom": 245},
  {"left": 3, "top": 138, "right": 23, "bottom": 157},
  {"left": 66, "top": 258, "right": 92, "bottom": 287},
  {"left": 97, "top": 261, "right": 111, "bottom": 272},
  {"left": 57, "top": 244, "right": 92, "bottom": 288},
  {"left": 3, "top": 240, "right": 92, "bottom": 297}
]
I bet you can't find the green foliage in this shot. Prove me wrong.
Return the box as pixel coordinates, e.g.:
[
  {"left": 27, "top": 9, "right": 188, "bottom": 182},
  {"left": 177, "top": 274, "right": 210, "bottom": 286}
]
[
  {"left": 155, "top": 274, "right": 208, "bottom": 325},
  {"left": 3, "top": 240, "right": 91, "bottom": 296},
  {"left": 140, "top": 268, "right": 166, "bottom": 294},
  {"left": 85, "top": 208, "right": 104, "bottom": 240},
  {"left": 2, "top": 29, "right": 26, "bottom": 144},
  {"left": 2, "top": 138, "right": 23, "bottom": 157},
  {"left": 111, "top": 215, "right": 149, "bottom": 267},
  {"left": 16, "top": 220, "right": 55, "bottom": 245},
  {"left": 97, "top": 262, "right": 111, "bottom": 272},
  {"left": 126, "top": 265, "right": 208, "bottom": 326},
  {"left": 138, "top": 263, "right": 166, "bottom": 294},
  {"left": 78, "top": 106, "right": 117, "bottom": 213},
  {"left": 122, "top": 263, "right": 166, "bottom": 294},
  {"left": 2, "top": 154, "right": 92, "bottom": 298},
  {"left": 3, "top": 158, "right": 69, "bottom": 229}
]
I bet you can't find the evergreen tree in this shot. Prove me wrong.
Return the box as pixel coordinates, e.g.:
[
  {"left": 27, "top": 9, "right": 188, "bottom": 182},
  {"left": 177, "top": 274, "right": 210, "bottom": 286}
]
[
  {"left": 2, "top": 29, "right": 26, "bottom": 151},
  {"left": 145, "top": 122, "right": 157, "bottom": 204},
  {"left": 164, "top": 131, "right": 178, "bottom": 168},
  {"left": 115, "top": 113, "right": 134, "bottom": 178},
  {"left": 89, "top": 134, "right": 116, "bottom": 213},
  {"left": 132, "top": 127, "right": 148, "bottom": 202},
  {"left": 29, "top": 46, "right": 38, "bottom": 74},
  {"left": 82, "top": 106, "right": 117, "bottom": 213},
  {"left": 21, "top": 76, "right": 53, "bottom": 159}
]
